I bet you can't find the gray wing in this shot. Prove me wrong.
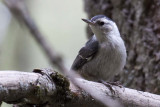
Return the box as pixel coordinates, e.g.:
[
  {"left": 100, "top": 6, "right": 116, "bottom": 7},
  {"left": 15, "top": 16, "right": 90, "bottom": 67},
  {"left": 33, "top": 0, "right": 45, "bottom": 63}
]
[{"left": 71, "top": 36, "right": 99, "bottom": 70}]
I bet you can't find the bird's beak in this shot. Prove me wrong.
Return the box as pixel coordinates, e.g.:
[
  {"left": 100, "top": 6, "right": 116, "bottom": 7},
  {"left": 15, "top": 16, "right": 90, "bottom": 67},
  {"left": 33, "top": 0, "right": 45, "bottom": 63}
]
[{"left": 82, "top": 19, "right": 94, "bottom": 25}]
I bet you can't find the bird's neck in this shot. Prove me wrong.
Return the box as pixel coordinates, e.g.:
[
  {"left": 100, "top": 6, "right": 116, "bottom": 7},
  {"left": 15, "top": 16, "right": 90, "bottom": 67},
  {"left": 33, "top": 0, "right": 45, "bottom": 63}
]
[
  {"left": 95, "top": 31, "right": 113, "bottom": 43},
  {"left": 95, "top": 31, "right": 121, "bottom": 50}
]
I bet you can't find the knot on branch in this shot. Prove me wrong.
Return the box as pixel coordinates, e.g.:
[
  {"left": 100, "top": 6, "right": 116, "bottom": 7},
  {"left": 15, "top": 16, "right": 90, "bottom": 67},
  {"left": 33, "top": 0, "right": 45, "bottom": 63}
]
[{"left": 33, "top": 69, "right": 72, "bottom": 105}]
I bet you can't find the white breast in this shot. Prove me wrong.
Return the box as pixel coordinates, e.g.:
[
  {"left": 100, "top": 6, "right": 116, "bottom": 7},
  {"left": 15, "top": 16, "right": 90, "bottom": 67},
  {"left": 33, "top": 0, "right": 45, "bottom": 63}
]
[{"left": 80, "top": 37, "right": 126, "bottom": 81}]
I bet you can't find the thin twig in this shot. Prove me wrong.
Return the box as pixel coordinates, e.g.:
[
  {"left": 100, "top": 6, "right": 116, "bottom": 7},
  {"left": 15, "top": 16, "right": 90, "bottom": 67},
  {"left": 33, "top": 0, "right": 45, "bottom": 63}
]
[
  {"left": 2, "top": 0, "right": 123, "bottom": 106},
  {"left": 3, "top": 0, "right": 66, "bottom": 72}
]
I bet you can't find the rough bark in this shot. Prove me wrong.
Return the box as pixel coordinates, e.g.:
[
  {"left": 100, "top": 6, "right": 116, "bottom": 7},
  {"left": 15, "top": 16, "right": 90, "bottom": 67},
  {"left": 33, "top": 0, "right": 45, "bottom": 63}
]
[
  {"left": 2, "top": 0, "right": 160, "bottom": 106},
  {"left": 1, "top": 69, "right": 160, "bottom": 107},
  {"left": 83, "top": 0, "right": 160, "bottom": 94},
  {"left": 0, "top": 69, "right": 103, "bottom": 107}
]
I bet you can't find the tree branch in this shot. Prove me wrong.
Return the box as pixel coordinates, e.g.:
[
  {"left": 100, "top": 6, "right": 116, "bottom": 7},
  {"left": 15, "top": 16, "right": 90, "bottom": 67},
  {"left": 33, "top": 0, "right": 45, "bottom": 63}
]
[
  {"left": 2, "top": 0, "right": 160, "bottom": 107},
  {"left": 3, "top": 0, "right": 66, "bottom": 72},
  {"left": 2, "top": 0, "right": 119, "bottom": 106},
  {"left": 0, "top": 69, "right": 160, "bottom": 107},
  {"left": 0, "top": 69, "right": 56, "bottom": 105}
]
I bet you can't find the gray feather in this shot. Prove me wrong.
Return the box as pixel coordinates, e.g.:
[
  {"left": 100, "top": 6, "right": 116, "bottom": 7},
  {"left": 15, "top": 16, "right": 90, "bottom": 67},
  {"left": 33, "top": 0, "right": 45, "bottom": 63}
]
[{"left": 71, "top": 36, "right": 99, "bottom": 70}]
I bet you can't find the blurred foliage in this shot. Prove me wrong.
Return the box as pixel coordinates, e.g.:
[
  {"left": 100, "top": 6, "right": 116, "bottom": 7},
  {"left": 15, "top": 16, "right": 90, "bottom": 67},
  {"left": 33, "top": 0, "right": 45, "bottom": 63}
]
[
  {"left": 0, "top": 0, "right": 86, "bottom": 71},
  {"left": 0, "top": 0, "right": 86, "bottom": 106}
]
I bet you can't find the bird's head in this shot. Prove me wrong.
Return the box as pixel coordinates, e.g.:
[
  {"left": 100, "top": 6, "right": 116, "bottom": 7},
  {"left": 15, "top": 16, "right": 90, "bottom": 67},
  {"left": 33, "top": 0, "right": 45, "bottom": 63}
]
[{"left": 82, "top": 15, "right": 120, "bottom": 42}]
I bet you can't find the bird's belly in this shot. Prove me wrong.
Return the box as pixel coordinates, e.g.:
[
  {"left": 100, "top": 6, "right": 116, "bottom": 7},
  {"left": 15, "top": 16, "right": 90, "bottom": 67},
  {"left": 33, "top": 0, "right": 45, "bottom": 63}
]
[{"left": 81, "top": 48, "right": 124, "bottom": 81}]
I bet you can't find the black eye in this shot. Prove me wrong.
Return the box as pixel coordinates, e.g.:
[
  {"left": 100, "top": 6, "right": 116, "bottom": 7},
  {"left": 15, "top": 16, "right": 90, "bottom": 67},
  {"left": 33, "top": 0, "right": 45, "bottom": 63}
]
[{"left": 98, "top": 21, "right": 105, "bottom": 26}]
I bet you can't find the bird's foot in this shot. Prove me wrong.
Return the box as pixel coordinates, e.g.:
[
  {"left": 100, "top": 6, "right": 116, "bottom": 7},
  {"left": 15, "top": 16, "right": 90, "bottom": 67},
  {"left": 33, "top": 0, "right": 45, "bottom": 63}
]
[
  {"left": 107, "top": 81, "right": 123, "bottom": 88},
  {"left": 99, "top": 80, "right": 116, "bottom": 94},
  {"left": 99, "top": 80, "right": 124, "bottom": 94},
  {"left": 107, "top": 81, "right": 125, "bottom": 92}
]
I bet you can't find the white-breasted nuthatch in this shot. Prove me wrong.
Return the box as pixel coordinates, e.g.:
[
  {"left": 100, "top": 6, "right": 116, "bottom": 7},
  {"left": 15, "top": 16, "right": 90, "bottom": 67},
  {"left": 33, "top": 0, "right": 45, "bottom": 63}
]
[{"left": 71, "top": 15, "right": 126, "bottom": 82}]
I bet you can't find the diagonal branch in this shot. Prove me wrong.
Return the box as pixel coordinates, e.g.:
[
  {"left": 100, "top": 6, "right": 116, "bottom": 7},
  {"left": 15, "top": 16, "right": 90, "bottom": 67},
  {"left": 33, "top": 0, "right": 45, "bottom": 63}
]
[
  {"left": 3, "top": 1, "right": 160, "bottom": 107},
  {"left": 2, "top": 0, "right": 117, "bottom": 106},
  {"left": 3, "top": 0, "right": 66, "bottom": 72},
  {"left": 0, "top": 69, "right": 160, "bottom": 107}
]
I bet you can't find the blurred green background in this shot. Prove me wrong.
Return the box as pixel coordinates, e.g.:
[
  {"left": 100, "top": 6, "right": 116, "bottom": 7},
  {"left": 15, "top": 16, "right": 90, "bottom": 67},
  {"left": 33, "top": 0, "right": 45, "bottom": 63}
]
[{"left": 0, "top": 0, "right": 86, "bottom": 106}]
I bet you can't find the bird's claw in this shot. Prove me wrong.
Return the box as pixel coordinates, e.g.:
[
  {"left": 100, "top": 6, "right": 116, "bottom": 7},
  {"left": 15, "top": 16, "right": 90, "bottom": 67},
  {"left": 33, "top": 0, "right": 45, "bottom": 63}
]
[
  {"left": 99, "top": 80, "right": 124, "bottom": 94},
  {"left": 107, "top": 81, "right": 125, "bottom": 92},
  {"left": 98, "top": 80, "right": 115, "bottom": 94},
  {"left": 102, "top": 82, "right": 116, "bottom": 94},
  {"left": 107, "top": 81, "right": 123, "bottom": 88}
]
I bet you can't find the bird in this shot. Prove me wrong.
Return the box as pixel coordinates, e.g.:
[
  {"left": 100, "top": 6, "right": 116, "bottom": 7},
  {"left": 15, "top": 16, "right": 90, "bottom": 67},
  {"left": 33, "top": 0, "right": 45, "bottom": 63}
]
[{"left": 71, "top": 15, "right": 126, "bottom": 87}]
